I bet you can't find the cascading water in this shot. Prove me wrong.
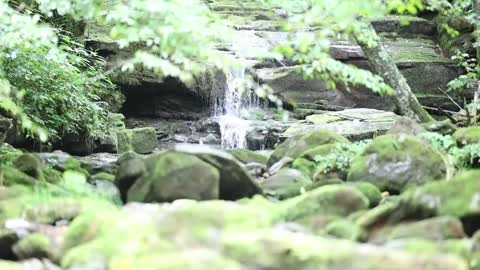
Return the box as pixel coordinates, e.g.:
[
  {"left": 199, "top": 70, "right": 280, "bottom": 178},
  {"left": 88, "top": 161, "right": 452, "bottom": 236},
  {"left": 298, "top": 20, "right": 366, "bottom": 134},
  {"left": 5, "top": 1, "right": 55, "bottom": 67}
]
[{"left": 215, "top": 67, "right": 260, "bottom": 149}]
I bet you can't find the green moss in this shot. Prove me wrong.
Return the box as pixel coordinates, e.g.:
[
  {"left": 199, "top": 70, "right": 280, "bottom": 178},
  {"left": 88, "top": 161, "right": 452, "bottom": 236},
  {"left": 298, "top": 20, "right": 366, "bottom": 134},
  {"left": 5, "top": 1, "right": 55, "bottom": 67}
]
[
  {"left": 291, "top": 158, "right": 317, "bottom": 178},
  {"left": 347, "top": 134, "right": 446, "bottom": 192},
  {"left": 401, "top": 170, "right": 480, "bottom": 218},
  {"left": 282, "top": 184, "right": 369, "bottom": 221},
  {"left": 323, "top": 219, "right": 366, "bottom": 241},
  {"left": 453, "top": 127, "right": 480, "bottom": 146},
  {"left": 348, "top": 182, "right": 382, "bottom": 207},
  {"left": 268, "top": 130, "right": 350, "bottom": 167},
  {"left": 64, "top": 158, "right": 90, "bottom": 177},
  {"left": 227, "top": 149, "right": 268, "bottom": 165},
  {"left": 12, "top": 233, "right": 51, "bottom": 259},
  {"left": 0, "top": 144, "right": 22, "bottom": 166},
  {"left": 91, "top": 172, "right": 115, "bottom": 182},
  {"left": 117, "top": 128, "right": 158, "bottom": 154}
]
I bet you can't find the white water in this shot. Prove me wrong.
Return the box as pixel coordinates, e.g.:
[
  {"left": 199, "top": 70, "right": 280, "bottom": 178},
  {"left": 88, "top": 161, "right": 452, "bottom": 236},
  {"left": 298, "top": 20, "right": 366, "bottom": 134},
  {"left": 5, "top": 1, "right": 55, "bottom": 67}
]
[{"left": 215, "top": 67, "right": 260, "bottom": 149}]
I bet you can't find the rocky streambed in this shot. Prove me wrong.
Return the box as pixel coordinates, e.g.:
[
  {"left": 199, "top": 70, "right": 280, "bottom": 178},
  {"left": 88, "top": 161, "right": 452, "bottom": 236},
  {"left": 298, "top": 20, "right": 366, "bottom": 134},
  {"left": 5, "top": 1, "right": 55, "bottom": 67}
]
[{"left": 1, "top": 117, "right": 480, "bottom": 270}]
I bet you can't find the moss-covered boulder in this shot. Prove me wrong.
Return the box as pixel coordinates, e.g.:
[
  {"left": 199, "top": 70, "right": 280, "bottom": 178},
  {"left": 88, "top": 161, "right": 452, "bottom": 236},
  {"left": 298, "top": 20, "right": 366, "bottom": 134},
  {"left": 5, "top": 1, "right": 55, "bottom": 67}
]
[
  {"left": 13, "top": 154, "right": 44, "bottom": 181},
  {"left": 348, "top": 182, "right": 383, "bottom": 207},
  {"left": 127, "top": 151, "right": 220, "bottom": 202},
  {"left": 323, "top": 219, "right": 366, "bottom": 241},
  {"left": 12, "top": 233, "right": 51, "bottom": 260},
  {"left": 369, "top": 216, "right": 466, "bottom": 244},
  {"left": 116, "top": 127, "right": 158, "bottom": 154},
  {"left": 227, "top": 149, "right": 268, "bottom": 165},
  {"left": 282, "top": 184, "right": 369, "bottom": 221},
  {"left": 453, "top": 126, "right": 480, "bottom": 147},
  {"left": 267, "top": 130, "right": 350, "bottom": 167},
  {"left": 114, "top": 152, "right": 147, "bottom": 200},
  {"left": 260, "top": 168, "right": 312, "bottom": 199},
  {"left": 347, "top": 134, "right": 447, "bottom": 193},
  {"left": 175, "top": 145, "right": 262, "bottom": 200},
  {"left": 400, "top": 170, "right": 480, "bottom": 234}
]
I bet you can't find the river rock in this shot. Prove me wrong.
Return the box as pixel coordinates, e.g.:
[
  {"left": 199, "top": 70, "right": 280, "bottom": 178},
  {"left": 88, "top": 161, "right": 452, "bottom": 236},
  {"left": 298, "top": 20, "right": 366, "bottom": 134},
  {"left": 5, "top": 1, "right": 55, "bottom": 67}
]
[
  {"left": 283, "top": 184, "right": 369, "bottom": 221},
  {"left": 267, "top": 130, "right": 350, "bottom": 167},
  {"left": 116, "top": 127, "right": 158, "bottom": 154},
  {"left": 347, "top": 134, "right": 447, "bottom": 193},
  {"left": 368, "top": 216, "right": 466, "bottom": 244},
  {"left": 127, "top": 151, "right": 220, "bottom": 202},
  {"left": 261, "top": 168, "right": 312, "bottom": 199},
  {"left": 175, "top": 144, "right": 262, "bottom": 200}
]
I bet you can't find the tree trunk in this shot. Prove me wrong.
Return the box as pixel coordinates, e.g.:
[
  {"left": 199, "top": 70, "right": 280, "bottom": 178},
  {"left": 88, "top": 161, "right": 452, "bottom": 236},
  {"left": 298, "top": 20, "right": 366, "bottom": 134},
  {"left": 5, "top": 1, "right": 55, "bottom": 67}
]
[
  {"left": 474, "top": 0, "right": 480, "bottom": 63},
  {"left": 356, "top": 24, "right": 434, "bottom": 122}
]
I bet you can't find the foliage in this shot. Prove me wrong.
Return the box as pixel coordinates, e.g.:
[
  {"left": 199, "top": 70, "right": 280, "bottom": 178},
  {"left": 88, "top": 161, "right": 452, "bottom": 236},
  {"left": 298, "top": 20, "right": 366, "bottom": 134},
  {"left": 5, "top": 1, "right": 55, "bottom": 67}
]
[
  {"left": 418, "top": 131, "right": 480, "bottom": 168},
  {"left": 313, "top": 141, "right": 370, "bottom": 174},
  {"left": 448, "top": 51, "right": 479, "bottom": 92},
  {"left": 2, "top": 43, "right": 114, "bottom": 140}
]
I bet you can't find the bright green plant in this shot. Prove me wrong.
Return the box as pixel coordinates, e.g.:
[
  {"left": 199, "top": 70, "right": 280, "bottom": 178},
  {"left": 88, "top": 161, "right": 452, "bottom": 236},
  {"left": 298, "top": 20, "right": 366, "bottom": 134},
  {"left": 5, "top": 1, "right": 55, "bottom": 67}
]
[{"left": 314, "top": 141, "right": 370, "bottom": 174}]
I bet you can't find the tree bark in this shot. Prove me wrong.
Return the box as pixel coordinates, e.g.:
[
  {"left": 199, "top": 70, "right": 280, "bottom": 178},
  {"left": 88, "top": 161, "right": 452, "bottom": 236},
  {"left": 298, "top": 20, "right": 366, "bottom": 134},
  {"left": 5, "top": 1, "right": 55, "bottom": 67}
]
[
  {"left": 474, "top": 0, "right": 480, "bottom": 63},
  {"left": 356, "top": 24, "right": 434, "bottom": 122}
]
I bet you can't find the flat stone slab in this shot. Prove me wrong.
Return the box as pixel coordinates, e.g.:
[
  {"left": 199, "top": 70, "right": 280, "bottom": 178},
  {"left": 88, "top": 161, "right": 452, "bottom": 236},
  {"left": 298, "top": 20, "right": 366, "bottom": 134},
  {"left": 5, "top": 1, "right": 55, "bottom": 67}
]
[{"left": 281, "top": 109, "right": 401, "bottom": 141}]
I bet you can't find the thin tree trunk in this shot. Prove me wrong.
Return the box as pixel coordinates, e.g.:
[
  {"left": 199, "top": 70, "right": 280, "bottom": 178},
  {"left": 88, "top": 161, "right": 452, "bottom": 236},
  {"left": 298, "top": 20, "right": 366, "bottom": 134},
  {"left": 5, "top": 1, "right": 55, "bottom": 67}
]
[
  {"left": 475, "top": 0, "right": 480, "bottom": 63},
  {"left": 356, "top": 24, "right": 434, "bottom": 122}
]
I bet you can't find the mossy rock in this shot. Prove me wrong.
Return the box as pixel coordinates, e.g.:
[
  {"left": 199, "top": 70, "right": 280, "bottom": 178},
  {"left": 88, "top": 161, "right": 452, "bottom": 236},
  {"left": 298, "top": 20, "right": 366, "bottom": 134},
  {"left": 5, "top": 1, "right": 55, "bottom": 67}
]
[
  {"left": 260, "top": 168, "right": 312, "bottom": 199},
  {"left": 323, "top": 219, "right": 366, "bottom": 241},
  {"left": 347, "top": 134, "right": 447, "bottom": 193},
  {"left": 400, "top": 170, "right": 480, "bottom": 223},
  {"left": 117, "top": 127, "right": 158, "bottom": 154},
  {"left": 268, "top": 130, "right": 350, "bottom": 167},
  {"left": 282, "top": 184, "right": 369, "bottom": 221},
  {"left": 127, "top": 151, "right": 220, "bottom": 202},
  {"left": 227, "top": 149, "right": 268, "bottom": 165},
  {"left": 453, "top": 127, "right": 480, "bottom": 147},
  {"left": 348, "top": 182, "right": 383, "bottom": 207},
  {"left": 291, "top": 158, "right": 317, "bottom": 178},
  {"left": 368, "top": 216, "right": 466, "bottom": 244},
  {"left": 13, "top": 154, "right": 44, "bottom": 181},
  {"left": 91, "top": 172, "right": 115, "bottom": 182},
  {"left": 12, "top": 233, "right": 51, "bottom": 260},
  {"left": 0, "top": 144, "right": 22, "bottom": 166},
  {"left": 0, "top": 167, "right": 37, "bottom": 186},
  {"left": 114, "top": 152, "right": 147, "bottom": 200}
]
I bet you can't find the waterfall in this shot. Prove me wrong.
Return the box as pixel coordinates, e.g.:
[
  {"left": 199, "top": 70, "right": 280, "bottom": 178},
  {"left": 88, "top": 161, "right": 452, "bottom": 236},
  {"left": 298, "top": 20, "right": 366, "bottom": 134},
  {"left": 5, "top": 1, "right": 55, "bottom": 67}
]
[{"left": 215, "top": 67, "right": 260, "bottom": 149}]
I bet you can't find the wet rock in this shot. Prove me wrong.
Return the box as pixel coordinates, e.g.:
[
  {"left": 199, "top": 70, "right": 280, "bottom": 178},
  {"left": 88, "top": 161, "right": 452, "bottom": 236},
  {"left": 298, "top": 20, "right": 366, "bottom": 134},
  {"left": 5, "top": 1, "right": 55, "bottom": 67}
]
[
  {"left": 116, "top": 127, "right": 158, "bottom": 154},
  {"left": 347, "top": 134, "right": 447, "bottom": 193},
  {"left": 267, "top": 130, "right": 350, "bottom": 167},
  {"left": 453, "top": 126, "right": 480, "bottom": 146},
  {"left": 60, "top": 134, "right": 95, "bottom": 156},
  {"left": 369, "top": 216, "right": 466, "bottom": 244},
  {"left": 283, "top": 184, "right": 369, "bottom": 221},
  {"left": 261, "top": 168, "right": 312, "bottom": 199},
  {"left": 227, "top": 149, "right": 268, "bottom": 165},
  {"left": 175, "top": 144, "right": 262, "bottom": 200},
  {"left": 127, "top": 151, "right": 220, "bottom": 202}
]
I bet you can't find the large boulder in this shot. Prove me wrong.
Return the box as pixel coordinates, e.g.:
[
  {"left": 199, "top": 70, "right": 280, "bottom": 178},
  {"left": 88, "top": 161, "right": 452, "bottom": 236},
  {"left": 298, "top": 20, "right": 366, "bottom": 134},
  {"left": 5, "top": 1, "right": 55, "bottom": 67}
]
[
  {"left": 175, "top": 144, "right": 262, "bottom": 200},
  {"left": 127, "top": 151, "right": 220, "bottom": 202},
  {"left": 268, "top": 130, "right": 350, "bottom": 167},
  {"left": 400, "top": 170, "right": 480, "bottom": 234},
  {"left": 116, "top": 127, "right": 158, "bottom": 154},
  {"left": 347, "top": 134, "right": 447, "bottom": 193}
]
